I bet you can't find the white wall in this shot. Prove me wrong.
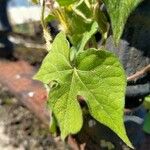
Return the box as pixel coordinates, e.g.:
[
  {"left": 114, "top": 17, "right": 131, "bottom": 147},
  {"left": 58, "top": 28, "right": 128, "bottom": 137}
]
[{"left": 8, "top": 0, "right": 41, "bottom": 25}]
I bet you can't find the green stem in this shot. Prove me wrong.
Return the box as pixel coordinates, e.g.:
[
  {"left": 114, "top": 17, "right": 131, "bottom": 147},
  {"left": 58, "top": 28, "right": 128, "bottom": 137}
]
[{"left": 41, "top": 0, "right": 46, "bottom": 28}]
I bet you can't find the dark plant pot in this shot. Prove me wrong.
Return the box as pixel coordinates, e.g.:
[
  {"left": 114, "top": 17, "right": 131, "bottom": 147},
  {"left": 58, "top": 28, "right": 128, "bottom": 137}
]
[
  {"left": 125, "top": 106, "right": 146, "bottom": 149},
  {"left": 0, "top": 0, "right": 12, "bottom": 33},
  {"left": 74, "top": 106, "right": 146, "bottom": 150},
  {"left": 0, "top": 0, "right": 13, "bottom": 58}
]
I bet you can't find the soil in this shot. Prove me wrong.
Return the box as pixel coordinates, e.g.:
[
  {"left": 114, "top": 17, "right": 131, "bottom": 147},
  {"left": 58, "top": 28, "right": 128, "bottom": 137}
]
[{"left": 0, "top": 85, "right": 69, "bottom": 150}]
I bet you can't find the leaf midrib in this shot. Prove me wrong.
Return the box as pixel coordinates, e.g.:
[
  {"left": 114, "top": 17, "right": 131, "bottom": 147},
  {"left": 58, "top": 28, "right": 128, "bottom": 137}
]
[{"left": 61, "top": 69, "right": 76, "bottom": 133}]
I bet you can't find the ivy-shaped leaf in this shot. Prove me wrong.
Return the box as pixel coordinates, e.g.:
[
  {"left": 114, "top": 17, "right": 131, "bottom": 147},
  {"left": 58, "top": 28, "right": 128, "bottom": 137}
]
[
  {"left": 34, "top": 32, "right": 83, "bottom": 138},
  {"left": 34, "top": 32, "right": 132, "bottom": 147},
  {"left": 102, "top": 0, "right": 141, "bottom": 43}
]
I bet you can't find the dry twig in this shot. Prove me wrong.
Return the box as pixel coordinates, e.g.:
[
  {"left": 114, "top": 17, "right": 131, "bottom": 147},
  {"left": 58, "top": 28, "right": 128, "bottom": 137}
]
[{"left": 127, "top": 64, "right": 150, "bottom": 81}]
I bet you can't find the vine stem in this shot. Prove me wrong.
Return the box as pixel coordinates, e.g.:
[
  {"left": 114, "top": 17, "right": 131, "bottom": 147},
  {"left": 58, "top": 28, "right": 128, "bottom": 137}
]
[
  {"left": 41, "top": 0, "right": 52, "bottom": 51},
  {"left": 127, "top": 64, "right": 150, "bottom": 81},
  {"left": 41, "top": 0, "right": 46, "bottom": 28}
]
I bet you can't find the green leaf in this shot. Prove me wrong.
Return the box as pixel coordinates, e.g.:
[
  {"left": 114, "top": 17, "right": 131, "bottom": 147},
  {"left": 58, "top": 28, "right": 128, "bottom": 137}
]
[
  {"left": 48, "top": 74, "right": 83, "bottom": 139},
  {"left": 34, "top": 32, "right": 72, "bottom": 84},
  {"left": 76, "top": 49, "right": 132, "bottom": 148},
  {"left": 78, "top": 22, "right": 98, "bottom": 52},
  {"left": 56, "top": 0, "right": 77, "bottom": 6},
  {"left": 94, "top": 2, "right": 108, "bottom": 38},
  {"left": 49, "top": 114, "right": 57, "bottom": 134},
  {"left": 60, "top": 0, "right": 95, "bottom": 47},
  {"left": 143, "top": 111, "right": 150, "bottom": 134},
  {"left": 102, "top": 0, "right": 141, "bottom": 43},
  {"left": 34, "top": 32, "right": 132, "bottom": 147},
  {"left": 72, "top": 0, "right": 93, "bottom": 22},
  {"left": 144, "top": 96, "right": 150, "bottom": 110},
  {"left": 34, "top": 32, "right": 83, "bottom": 138},
  {"left": 44, "top": 14, "right": 56, "bottom": 24},
  {"left": 65, "top": 10, "right": 93, "bottom": 46},
  {"left": 31, "top": 0, "right": 39, "bottom": 4}
]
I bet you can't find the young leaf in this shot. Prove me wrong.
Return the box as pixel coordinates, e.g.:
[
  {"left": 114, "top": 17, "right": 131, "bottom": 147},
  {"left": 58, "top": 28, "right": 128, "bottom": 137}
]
[
  {"left": 56, "top": 0, "right": 77, "bottom": 6},
  {"left": 34, "top": 32, "right": 132, "bottom": 147},
  {"left": 102, "top": 0, "right": 141, "bottom": 43},
  {"left": 60, "top": 0, "right": 95, "bottom": 47},
  {"left": 78, "top": 22, "right": 98, "bottom": 52}
]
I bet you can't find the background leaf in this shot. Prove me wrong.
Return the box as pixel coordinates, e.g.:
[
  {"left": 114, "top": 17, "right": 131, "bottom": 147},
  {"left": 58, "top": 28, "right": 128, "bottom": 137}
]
[
  {"left": 143, "top": 111, "right": 150, "bottom": 134},
  {"left": 144, "top": 96, "right": 150, "bottom": 110},
  {"left": 31, "top": 0, "right": 39, "bottom": 4},
  {"left": 63, "top": 6, "right": 93, "bottom": 46},
  {"left": 78, "top": 22, "right": 98, "bottom": 52},
  {"left": 56, "top": 0, "right": 77, "bottom": 6},
  {"left": 102, "top": 0, "right": 141, "bottom": 43}
]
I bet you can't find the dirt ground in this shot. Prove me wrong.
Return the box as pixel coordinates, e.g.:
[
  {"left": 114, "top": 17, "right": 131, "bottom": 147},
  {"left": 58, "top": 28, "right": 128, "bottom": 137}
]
[{"left": 0, "top": 85, "right": 70, "bottom": 150}]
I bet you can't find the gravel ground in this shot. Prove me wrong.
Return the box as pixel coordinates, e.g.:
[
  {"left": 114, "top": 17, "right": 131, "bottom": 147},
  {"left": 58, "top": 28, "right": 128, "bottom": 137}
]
[{"left": 0, "top": 86, "right": 69, "bottom": 150}]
